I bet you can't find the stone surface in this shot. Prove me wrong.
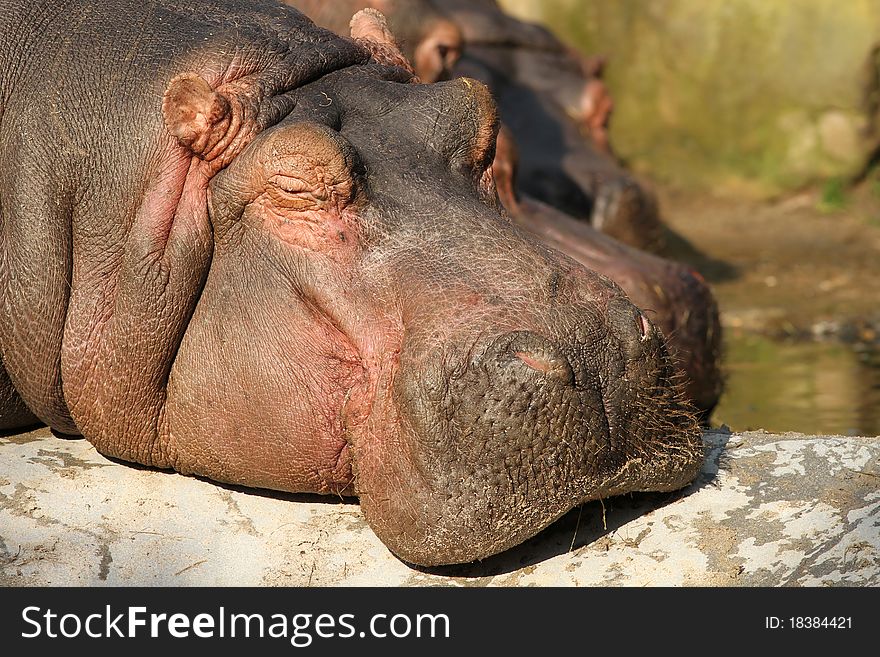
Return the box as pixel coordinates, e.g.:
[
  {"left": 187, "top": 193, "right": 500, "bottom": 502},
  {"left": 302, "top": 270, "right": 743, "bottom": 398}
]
[{"left": 1, "top": 426, "right": 877, "bottom": 586}]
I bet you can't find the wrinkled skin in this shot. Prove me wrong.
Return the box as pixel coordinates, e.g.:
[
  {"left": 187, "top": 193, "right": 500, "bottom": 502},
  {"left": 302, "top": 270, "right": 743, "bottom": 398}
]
[
  {"left": 0, "top": 0, "right": 702, "bottom": 566},
  {"left": 433, "top": 0, "right": 665, "bottom": 252},
  {"left": 286, "top": 0, "right": 463, "bottom": 83},
  {"left": 494, "top": 127, "right": 723, "bottom": 417},
  {"left": 296, "top": 4, "right": 717, "bottom": 406}
]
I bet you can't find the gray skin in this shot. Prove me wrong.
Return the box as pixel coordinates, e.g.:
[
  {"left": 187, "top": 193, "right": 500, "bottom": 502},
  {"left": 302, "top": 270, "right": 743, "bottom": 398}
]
[
  {"left": 433, "top": 0, "right": 666, "bottom": 253},
  {"left": 493, "top": 128, "right": 723, "bottom": 417},
  {"left": 280, "top": 1, "right": 721, "bottom": 414},
  {"left": 0, "top": 0, "right": 702, "bottom": 566}
]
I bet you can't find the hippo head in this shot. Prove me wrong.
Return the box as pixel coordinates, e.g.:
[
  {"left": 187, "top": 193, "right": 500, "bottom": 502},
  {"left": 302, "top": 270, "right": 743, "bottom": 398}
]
[
  {"left": 160, "top": 39, "right": 701, "bottom": 567},
  {"left": 284, "top": 0, "right": 463, "bottom": 83}
]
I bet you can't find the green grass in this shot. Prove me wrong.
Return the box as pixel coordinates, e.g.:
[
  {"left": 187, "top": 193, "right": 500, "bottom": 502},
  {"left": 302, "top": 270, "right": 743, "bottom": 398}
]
[{"left": 818, "top": 177, "right": 848, "bottom": 212}]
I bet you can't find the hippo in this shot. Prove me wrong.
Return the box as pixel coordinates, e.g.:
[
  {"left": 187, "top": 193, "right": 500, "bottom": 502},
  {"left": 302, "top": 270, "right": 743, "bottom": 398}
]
[
  {"left": 432, "top": 0, "right": 666, "bottom": 252},
  {"left": 493, "top": 127, "right": 723, "bottom": 417},
  {"left": 284, "top": 2, "right": 721, "bottom": 415},
  {"left": 0, "top": 0, "right": 702, "bottom": 566},
  {"left": 285, "top": 0, "right": 463, "bottom": 83},
  {"left": 286, "top": 1, "right": 606, "bottom": 145}
]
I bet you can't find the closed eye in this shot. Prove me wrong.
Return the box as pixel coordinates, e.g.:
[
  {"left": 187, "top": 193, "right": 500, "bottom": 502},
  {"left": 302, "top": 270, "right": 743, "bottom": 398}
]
[{"left": 269, "top": 174, "right": 312, "bottom": 195}]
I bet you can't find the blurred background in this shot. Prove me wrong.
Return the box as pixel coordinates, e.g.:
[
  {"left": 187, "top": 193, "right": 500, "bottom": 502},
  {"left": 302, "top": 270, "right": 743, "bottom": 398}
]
[{"left": 502, "top": 0, "right": 880, "bottom": 436}]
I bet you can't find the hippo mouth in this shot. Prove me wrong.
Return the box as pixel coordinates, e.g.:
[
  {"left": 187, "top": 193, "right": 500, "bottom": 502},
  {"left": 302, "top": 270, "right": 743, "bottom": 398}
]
[{"left": 344, "top": 302, "right": 703, "bottom": 566}]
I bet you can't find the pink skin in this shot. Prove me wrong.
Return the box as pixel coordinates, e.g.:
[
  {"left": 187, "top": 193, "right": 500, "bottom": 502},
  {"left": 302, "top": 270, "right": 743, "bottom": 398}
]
[{"left": 160, "top": 116, "right": 407, "bottom": 495}]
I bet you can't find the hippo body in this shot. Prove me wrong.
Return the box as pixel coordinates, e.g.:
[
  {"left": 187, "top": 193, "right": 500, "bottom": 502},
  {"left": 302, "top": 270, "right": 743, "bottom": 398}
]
[
  {"left": 433, "top": 0, "right": 666, "bottom": 252},
  {"left": 0, "top": 0, "right": 702, "bottom": 566}
]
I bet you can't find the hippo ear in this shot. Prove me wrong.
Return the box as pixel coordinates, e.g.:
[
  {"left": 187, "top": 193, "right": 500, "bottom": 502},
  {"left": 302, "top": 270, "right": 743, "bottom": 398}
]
[
  {"left": 349, "top": 8, "right": 417, "bottom": 78},
  {"left": 162, "top": 73, "right": 232, "bottom": 158}
]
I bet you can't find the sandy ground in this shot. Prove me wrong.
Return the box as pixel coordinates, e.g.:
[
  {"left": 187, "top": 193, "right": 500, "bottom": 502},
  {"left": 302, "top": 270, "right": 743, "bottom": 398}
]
[{"left": 657, "top": 182, "right": 880, "bottom": 343}]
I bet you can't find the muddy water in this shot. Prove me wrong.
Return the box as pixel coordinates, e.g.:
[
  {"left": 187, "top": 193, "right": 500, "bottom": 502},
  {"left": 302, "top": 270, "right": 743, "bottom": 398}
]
[{"left": 711, "top": 334, "right": 880, "bottom": 437}]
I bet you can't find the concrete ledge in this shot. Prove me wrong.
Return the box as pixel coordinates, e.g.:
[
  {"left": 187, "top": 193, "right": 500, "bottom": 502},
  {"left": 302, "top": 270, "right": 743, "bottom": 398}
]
[{"left": 1, "top": 427, "right": 877, "bottom": 586}]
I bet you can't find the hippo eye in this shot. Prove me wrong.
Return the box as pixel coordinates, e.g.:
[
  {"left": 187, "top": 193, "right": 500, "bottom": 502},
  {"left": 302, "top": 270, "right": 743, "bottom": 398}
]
[
  {"left": 269, "top": 174, "right": 311, "bottom": 195},
  {"left": 267, "top": 174, "right": 327, "bottom": 210}
]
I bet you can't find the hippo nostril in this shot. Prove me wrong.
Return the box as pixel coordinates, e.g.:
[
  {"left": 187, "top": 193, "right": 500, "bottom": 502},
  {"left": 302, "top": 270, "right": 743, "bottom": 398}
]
[
  {"left": 494, "top": 331, "right": 575, "bottom": 385},
  {"left": 515, "top": 351, "right": 549, "bottom": 372},
  {"left": 608, "top": 297, "right": 656, "bottom": 358},
  {"left": 514, "top": 350, "right": 563, "bottom": 375},
  {"left": 513, "top": 350, "right": 574, "bottom": 384}
]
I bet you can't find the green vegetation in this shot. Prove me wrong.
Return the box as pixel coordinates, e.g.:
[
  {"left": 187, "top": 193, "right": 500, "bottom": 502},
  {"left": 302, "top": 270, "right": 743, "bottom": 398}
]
[
  {"left": 818, "top": 177, "right": 849, "bottom": 212},
  {"left": 870, "top": 175, "right": 880, "bottom": 198}
]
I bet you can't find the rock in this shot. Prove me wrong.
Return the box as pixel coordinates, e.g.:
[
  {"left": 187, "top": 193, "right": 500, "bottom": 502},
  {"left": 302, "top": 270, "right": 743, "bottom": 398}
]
[
  {"left": 819, "top": 110, "right": 862, "bottom": 163},
  {"left": 1, "top": 427, "right": 877, "bottom": 585}
]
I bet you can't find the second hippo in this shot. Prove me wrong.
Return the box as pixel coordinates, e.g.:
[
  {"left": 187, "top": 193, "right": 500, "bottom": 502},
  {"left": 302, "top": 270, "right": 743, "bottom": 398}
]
[{"left": 0, "top": 0, "right": 703, "bottom": 566}]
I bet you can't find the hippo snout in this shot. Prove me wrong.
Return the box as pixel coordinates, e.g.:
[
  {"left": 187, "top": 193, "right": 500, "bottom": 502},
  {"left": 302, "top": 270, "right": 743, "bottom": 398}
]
[
  {"left": 590, "top": 177, "right": 664, "bottom": 251},
  {"left": 352, "top": 299, "right": 702, "bottom": 566},
  {"left": 606, "top": 296, "right": 659, "bottom": 360}
]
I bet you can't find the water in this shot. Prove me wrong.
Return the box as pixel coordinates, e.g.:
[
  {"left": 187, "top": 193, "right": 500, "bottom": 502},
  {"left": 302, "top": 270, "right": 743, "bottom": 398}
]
[{"left": 711, "top": 334, "right": 880, "bottom": 437}]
